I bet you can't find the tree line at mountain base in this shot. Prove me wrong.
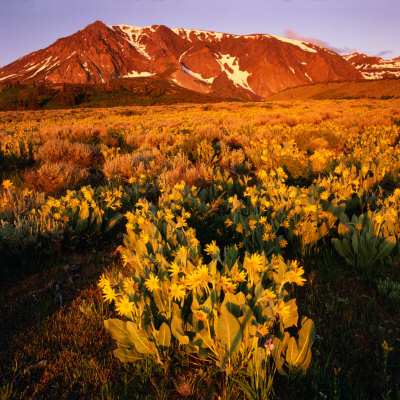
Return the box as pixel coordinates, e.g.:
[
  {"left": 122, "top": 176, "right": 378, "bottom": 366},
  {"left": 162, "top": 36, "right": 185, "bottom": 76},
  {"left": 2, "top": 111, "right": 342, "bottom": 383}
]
[{"left": 0, "top": 79, "right": 231, "bottom": 110}]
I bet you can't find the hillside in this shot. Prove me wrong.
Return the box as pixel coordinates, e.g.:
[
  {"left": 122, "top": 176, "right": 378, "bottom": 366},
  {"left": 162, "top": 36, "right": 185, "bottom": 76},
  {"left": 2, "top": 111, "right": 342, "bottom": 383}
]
[{"left": 267, "top": 78, "right": 400, "bottom": 100}]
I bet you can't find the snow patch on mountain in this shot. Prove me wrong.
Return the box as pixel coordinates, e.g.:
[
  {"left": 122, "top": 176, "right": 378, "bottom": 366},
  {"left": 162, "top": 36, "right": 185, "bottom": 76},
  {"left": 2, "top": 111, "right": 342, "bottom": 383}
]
[
  {"left": 180, "top": 63, "right": 215, "bottom": 84},
  {"left": 26, "top": 56, "right": 53, "bottom": 79},
  {"left": 215, "top": 53, "right": 254, "bottom": 93},
  {"left": 123, "top": 71, "right": 155, "bottom": 78},
  {"left": 172, "top": 28, "right": 224, "bottom": 41},
  {"left": 269, "top": 35, "right": 317, "bottom": 53},
  {"left": 363, "top": 71, "right": 400, "bottom": 79},
  {"left": 110, "top": 25, "right": 152, "bottom": 60},
  {"left": 0, "top": 73, "right": 18, "bottom": 81}
]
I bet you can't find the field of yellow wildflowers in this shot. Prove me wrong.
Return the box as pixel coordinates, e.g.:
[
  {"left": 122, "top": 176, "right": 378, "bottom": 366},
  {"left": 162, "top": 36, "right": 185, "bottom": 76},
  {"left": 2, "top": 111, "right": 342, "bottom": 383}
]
[{"left": 0, "top": 100, "right": 399, "bottom": 399}]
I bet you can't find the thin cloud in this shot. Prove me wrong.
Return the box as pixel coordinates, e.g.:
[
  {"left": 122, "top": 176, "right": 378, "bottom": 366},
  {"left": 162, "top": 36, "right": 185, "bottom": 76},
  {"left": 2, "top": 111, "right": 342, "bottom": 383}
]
[
  {"left": 377, "top": 50, "right": 393, "bottom": 58},
  {"left": 284, "top": 29, "right": 357, "bottom": 55}
]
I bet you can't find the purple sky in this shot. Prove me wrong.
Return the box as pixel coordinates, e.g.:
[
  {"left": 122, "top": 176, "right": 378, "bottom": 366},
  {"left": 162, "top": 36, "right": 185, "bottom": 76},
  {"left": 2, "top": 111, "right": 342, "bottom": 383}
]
[{"left": 0, "top": 0, "right": 399, "bottom": 68}]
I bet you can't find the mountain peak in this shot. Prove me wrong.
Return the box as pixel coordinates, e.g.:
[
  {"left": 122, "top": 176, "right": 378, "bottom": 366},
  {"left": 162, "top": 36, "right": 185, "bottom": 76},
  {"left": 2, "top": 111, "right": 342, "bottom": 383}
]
[{"left": 0, "top": 22, "right": 363, "bottom": 98}]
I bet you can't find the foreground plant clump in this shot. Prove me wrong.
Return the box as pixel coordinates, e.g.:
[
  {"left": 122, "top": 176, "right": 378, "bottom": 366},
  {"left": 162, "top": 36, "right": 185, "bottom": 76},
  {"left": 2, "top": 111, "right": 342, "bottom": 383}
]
[
  {"left": 1, "top": 100, "right": 399, "bottom": 399},
  {"left": 100, "top": 188, "right": 314, "bottom": 395}
]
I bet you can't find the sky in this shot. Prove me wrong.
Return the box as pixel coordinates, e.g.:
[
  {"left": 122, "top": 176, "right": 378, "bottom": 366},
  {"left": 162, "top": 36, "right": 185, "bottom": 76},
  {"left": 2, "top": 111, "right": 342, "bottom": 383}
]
[{"left": 0, "top": 0, "right": 399, "bottom": 68}]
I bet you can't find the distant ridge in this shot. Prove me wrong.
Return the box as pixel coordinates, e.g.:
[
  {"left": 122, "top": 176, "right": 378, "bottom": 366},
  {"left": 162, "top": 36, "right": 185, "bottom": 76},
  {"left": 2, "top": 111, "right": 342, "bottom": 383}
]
[
  {"left": 344, "top": 53, "right": 400, "bottom": 80},
  {"left": 0, "top": 20, "right": 362, "bottom": 99}
]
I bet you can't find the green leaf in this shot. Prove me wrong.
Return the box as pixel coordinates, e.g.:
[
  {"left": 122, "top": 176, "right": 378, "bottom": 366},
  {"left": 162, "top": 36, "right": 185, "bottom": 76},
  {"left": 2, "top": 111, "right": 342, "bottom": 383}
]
[
  {"left": 222, "top": 293, "right": 241, "bottom": 318},
  {"left": 113, "top": 347, "right": 141, "bottom": 363},
  {"left": 273, "top": 332, "right": 289, "bottom": 376},
  {"left": 193, "top": 328, "right": 214, "bottom": 350},
  {"left": 158, "top": 322, "right": 171, "bottom": 349},
  {"left": 171, "top": 315, "right": 190, "bottom": 345},
  {"left": 286, "top": 337, "right": 299, "bottom": 367},
  {"left": 104, "top": 319, "right": 130, "bottom": 347},
  {"left": 282, "top": 299, "right": 298, "bottom": 329},
  {"left": 377, "top": 236, "right": 396, "bottom": 260},
  {"left": 104, "top": 213, "right": 123, "bottom": 233},
  {"left": 351, "top": 231, "right": 359, "bottom": 255},
  {"left": 216, "top": 305, "right": 242, "bottom": 356},
  {"left": 302, "top": 348, "right": 312, "bottom": 371},
  {"left": 296, "top": 318, "right": 315, "bottom": 368},
  {"left": 332, "top": 238, "right": 346, "bottom": 258},
  {"left": 126, "top": 322, "right": 155, "bottom": 355}
]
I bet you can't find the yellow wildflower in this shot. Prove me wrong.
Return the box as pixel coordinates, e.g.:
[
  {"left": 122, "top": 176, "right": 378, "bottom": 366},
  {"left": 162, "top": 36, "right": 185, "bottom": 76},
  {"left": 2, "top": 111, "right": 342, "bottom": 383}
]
[
  {"left": 168, "top": 262, "right": 180, "bottom": 277},
  {"left": 195, "top": 310, "right": 208, "bottom": 321},
  {"left": 220, "top": 276, "right": 237, "bottom": 293},
  {"left": 115, "top": 295, "right": 134, "bottom": 317},
  {"left": 225, "top": 218, "right": 233, "bottom": 227},
  {"left": 98, "top": 274, "right": 110, "bottom": 289},
  {"left": 232, "top": 270, "right": 247, "bottom": 282},
  {"left": 176, "top": 216, "right": 187, "bottom": 229},
  {"left": 190, "top": 236, "right": 200, "bottom": 247},
  {"left": 169, "top": 283, "right": 186, "bottom": 301},
  {"left": 2, "top": 180, "right": 13, "bottom": 190},
  {"left": 204, "top": 241, "right": 220, "bottom": 257},
  {"left": 258, "top": 322, "right": 271, "bottom": 337},
  {"left": 102, "top": 285, "right": 117, "bottom": 303},
  {"left": 145, "top": 274, "right": 161, "bottom": 292},
  {"left": 244, "top": 253, "right": 264, "bottom": 284},
  {"left": 123, "top": 278, "right": 138, "bottom": 295}
]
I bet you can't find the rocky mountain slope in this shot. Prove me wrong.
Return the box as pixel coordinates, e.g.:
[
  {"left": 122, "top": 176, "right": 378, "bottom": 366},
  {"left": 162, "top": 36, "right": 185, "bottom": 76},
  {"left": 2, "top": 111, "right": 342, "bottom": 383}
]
[
  {"left": 344, "top": 53, "right": 400, "bottom": 80},
  {"left": 0, "top": 20, "right": 362, "bottom": 99}
]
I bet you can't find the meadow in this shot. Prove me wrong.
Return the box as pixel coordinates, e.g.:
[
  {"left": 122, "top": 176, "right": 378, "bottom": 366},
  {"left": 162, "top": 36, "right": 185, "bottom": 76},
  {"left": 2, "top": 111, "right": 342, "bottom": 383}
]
[{"left": 0, "top": 99, "right": 400, "bottom": 399}]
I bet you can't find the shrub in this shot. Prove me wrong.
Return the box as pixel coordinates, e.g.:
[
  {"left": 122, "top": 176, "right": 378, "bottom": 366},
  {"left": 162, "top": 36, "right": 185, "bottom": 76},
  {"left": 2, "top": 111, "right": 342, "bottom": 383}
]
[
  {"left": 35, "top": 138, "right": 99, "bottom": 167},
  {"left": 24, "top": 163, "right": 90, "bottom": 195}
]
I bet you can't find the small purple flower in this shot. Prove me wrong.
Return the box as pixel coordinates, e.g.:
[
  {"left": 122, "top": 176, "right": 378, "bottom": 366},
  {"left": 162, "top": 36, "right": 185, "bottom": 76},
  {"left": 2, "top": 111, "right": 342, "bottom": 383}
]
[{"left": 265, "top": 338, "right": 275, "bottom": 355}]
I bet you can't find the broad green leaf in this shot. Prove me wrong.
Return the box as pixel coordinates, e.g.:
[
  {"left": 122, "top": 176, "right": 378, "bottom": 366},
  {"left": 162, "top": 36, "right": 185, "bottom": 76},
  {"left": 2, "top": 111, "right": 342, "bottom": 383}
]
[
  {"left": 171, "top": 315, "right": 190, "bottom": 345},
  {"left": 104, "top": 213, "right": 123, "bottom": 233},
  {"left": 332, "top": 239, "right": 346, "bottom": 258},
  {"left": 286, "top": 337, "right": 299, "bottom": 367},
  {"left": 282, "top": 299, "right": 298, "bottom": 329},
  {"left": 113, "top": 347, "right": 141, "bottom": 363},
  {"left": 104, "top": 319, "right": 130, "bottom": 347},
  {"left": 158, "top": 322, "right": 171, "bottom": 349},
  {"left": 216, "top": 305, "right": 242, "bottom": 356},
  {"left": 377, "top": 236, "right": 396, "bottom": 260},
  {"left": 126, "top": 322, "right": 155, "bottom": 355},
  {"left": 351, "top": 232, "right": 359, "bottom": 255},
  {"left": 153, "top": 288, "right": 167, "bottom": 314},
  {"left": 193, "top": 328, "right": 214, "bottom": 350},
  {"left": 301, "top": 348, "right": 312, "bottom": 371},
  {"left": 296, "top": 318, "right": 316, "bottom": 367}
]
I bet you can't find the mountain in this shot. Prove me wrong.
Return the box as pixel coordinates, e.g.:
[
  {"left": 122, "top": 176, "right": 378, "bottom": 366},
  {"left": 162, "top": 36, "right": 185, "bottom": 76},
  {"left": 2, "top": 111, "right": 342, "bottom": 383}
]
[
  {"left": 0, "top": 20, "right": 362, "bottom": 99},
  {"left": 344, "top": 53, "right": 400, "bottom": 80}
]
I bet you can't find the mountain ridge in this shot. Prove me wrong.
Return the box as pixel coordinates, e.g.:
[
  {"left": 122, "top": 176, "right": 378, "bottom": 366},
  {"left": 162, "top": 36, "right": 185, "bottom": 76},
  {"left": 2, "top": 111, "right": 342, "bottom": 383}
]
[
  {"left": 0, "top": 20, "right": 363, "bottom": 99},
  {"left": 344, "top": 52, "right": 400, "bottom": 80}
]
